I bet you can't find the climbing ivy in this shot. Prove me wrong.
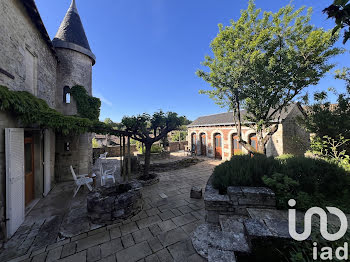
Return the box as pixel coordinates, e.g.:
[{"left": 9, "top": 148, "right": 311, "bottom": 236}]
[
  {"left": 0, "top": 85, "right": 118, "bottom": 136},
  {"left": 70, "top": 85, "right": 101, "bottom": 121}
]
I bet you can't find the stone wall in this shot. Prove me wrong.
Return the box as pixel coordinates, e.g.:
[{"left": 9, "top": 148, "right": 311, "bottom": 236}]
[
  {"left": 168, "top": 141, "right": 188, "bottom": 152},
  {"left": 0, "top": 0, "right": 57, "bottom": 108},
  {"left": 204, "top": 175, "right": 276, "bottom": 224}
]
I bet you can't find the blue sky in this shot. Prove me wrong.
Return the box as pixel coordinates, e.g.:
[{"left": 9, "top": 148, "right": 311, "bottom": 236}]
[{"left": 36, "top": 0, "right": 349, "bottom": 122}]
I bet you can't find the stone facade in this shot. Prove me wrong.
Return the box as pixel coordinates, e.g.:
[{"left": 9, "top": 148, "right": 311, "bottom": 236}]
[
  {"left": 188, "top": 104, "right": 310, "bottom": 160},
  {"left": 0, "top": 0, "right": 95, "bottom": 243}
]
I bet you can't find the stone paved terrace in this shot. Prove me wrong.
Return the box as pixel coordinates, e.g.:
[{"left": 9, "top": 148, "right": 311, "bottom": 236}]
[{"left": 0, "top": 158, "right": 221, "bottom": 262}]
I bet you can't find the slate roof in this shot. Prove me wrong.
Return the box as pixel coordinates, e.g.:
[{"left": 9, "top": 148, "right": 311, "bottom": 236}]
[
  {"left": 19, "top": 0, "right": 57, "bottom": 58},
  {"left": 52, "top": 0, "right": 96, "bottom": 64},
  {"left": 188, "top": 104, "right": 301, "bottom": 127}
]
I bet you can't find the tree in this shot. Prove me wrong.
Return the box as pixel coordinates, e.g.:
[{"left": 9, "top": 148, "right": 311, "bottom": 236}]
[
  {"left": 171, "top": 131, "right": 187, "bottom": 142},
  {"left": 299, "top": 68, "right": 350, "bottom": 154},
  {"left": 121, "top": 111, "right": 185, "bottom": 179},
  {"left": 324, "top": 0, "right": 350, "bottom": 44},
  {"left": 197, "top": 0, "right": 342, "bottom": 154}
]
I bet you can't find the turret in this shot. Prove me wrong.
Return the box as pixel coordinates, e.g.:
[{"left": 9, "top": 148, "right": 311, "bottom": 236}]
[{"left": 53, "top": 0, "right": 95, "bottom": 181}]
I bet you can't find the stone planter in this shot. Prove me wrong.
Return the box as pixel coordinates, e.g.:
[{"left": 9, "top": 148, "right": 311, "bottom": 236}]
[
  {"left": 204, "top": 175, "right": 276, "bottom": 224},
  {"left": 87, "top": 180, "right": 143, "bottom": 225}
]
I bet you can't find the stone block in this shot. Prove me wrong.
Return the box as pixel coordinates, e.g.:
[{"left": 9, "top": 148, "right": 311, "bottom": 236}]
[
  {"left": 208, "top": 248, "right": 236, "bottom": 262},
  {"left": 190, "top": 186, "right": 202, "bottom": 199},
  {"left": 244, "top": 219, "right": 274, "bottom": 238}
]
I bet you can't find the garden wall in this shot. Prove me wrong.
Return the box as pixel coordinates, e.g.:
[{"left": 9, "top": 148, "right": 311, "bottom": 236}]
[
  {"left": 204, "top": 175, "right": 276, "bottom": 224},
  {"left": 168, "top": 141, "right": 188, "bottom": 152}
]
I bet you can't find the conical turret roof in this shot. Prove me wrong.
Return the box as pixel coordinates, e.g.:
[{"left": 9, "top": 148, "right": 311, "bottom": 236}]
[{"left": 53, "top": 0, "right": 96, "bottom": 64}]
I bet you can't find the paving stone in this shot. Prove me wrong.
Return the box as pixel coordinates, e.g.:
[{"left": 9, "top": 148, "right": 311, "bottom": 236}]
[
  {"left": 146, "top": 208, "right": 160, "bottom": 217},
  {"left": 157, "top": 228, "right": 187, "bottom": 247},
  {"left": 31, "top": 252, "right": 47, "bottom": 262},
  {"left": 158, "top": 220, "right": 177, "bottom": 232},
  {"left": 181, "top": 221, "right": 201, "bottom": 235},
  {"left": 136, "top": 215, "right": 162, "bottom": 229},
  {"left": 72, "top": 233, "right": 88, "bottom": 242},
  {"left": 155, "top": 249, "right": 173, "bottom": 262},
  {"left": 61, "top": 242, "right": 76, "bottom": 258},
  {"left": 138, "top": 211, "right": 148, "bottom": 219},
  {"left": 121, "top": 234, "right": 135, "bottom": 248},
  {"left": 145, "top": 254, "right": 160, "bottom": 262},
  {"left": 208, "top": 248, "right": 236, "bottom": 262},
  {"left": 30, "top": 246, "right": 47, "bottom": 257},
  {"left": 109, "top": 227, "right": 121, "bottom": 239},
  {"left": 177, "top": 205, "right": 193, "bottom": 215},
  {"left": 58, "top": 250, "right": 87, "bottom": 262},
  {"left": 46, "top": 246, "right": 63, "bottom": 262},
  {"left": 158, "top": 210, "right": 175, "bottom": 221},
  {"left": 132, "top": 228, "right": 153, "bottom": 243},
  {"left": 46, "top": 239, "right": 70, "bottom": 251},
  {"left": 187, "top": 253, "right": 206, "bottom": 262},
  {"left": 87, "top": 245, "right": 101, "bottom": 262},
  {"left": 120, "top": 222, "right": 139, "bottom": 236},
  {"left": 100, "top": 238, "right": 123, "bottom": 258},
  {"left": 88, "top": 227, "right": 107, "bottom": 236},
  {"left": 159, "top": 193, "right": 168, "bottom": 199},
  {"left": 172, "top": 214, "right": 197, "bottom": 227},
  {"left": 97, "top": 255, "right": 116, "bottom": 262},
  {"left": 147, "top": 237, "right": 163, "bottom": 253},
  {"left": 115, "top": 242, "right": 152, "bottom": 262},
  {"left": 170, "top": 209, "right": 182, "bottom": 217},
  {"left": 168, "top": 239, "right": 195, "bottom": 261},
  {"left": 76, "top": 232, "right": 110, "bottom": 252},
  {"left": 148, "top": 224, "right": 162, "bottom": 236}
]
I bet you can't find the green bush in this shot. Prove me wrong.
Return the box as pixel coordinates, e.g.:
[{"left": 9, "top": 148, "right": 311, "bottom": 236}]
[
  {"left": 212, "top": 154, "right": 350, "bottom": 211},
  {"left": 137, "top": 143, "right": 163, "bottom": 154}
]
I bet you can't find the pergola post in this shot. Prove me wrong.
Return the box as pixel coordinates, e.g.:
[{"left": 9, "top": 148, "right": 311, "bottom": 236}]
[
  {"left": 127, "top": 136, "right": 131, "bottom": 180},
  {"left": 119, "top": 135, "right": 123, "bottom": 177},
  {"left": 122, "top": 135, "right": 126, "bottom": 181}
]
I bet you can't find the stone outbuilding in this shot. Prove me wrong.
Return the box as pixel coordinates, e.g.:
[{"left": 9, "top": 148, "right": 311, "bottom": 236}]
[
  {"left": 187, "top": 103, "right": 310, "bottom": 160},
  {"left": 0, "top": 0, "right": 95, "bottom": 243}
]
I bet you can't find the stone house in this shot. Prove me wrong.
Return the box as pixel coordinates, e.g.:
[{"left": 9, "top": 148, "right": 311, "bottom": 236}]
[
  {"left": 0, "top": 0, "right": 95, "bottom": 243},
  {"left": 94, "top": 134, "right": 120, "bottom": 148},
  {"left": 187, "top": 103, "right": 310, "bottom": 160}
]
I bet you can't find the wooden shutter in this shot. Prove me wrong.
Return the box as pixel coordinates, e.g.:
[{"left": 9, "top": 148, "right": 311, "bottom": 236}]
[{"left": 5, "top": 128, "right": 25, "bottom": 238}]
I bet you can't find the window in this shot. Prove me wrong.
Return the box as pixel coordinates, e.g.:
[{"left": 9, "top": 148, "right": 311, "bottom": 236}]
[
  {"left": 63, "top": 86, "right": 71, "bottom": 104},
  {"left": 24, "top": 47, "right": 37, "bottom": 95}
]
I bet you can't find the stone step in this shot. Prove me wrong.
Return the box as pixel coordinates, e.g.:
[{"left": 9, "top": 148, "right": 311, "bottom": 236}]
[
  {"left": 243, "top": 218, "right": 275, "bottom": 239},
  {"left": 208, "top": 248, "right": 236, "bottom": 262},
  {"left": 217, "top": 216, "right": 251, "bottom": 253},
  {"left": 191, "top": 223, "right": 221, "bottom": 259}
]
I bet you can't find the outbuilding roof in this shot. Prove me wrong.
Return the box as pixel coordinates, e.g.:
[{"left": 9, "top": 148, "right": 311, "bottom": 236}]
[{"left": 188, "top": 104, "right": 302, "bottom": 127}]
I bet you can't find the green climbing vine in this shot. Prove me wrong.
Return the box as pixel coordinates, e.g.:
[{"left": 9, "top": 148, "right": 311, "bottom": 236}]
[
  {"left": 70, "top": 85, "right": 101, "bottom": 121},
  {"left": 0, "top": 85, "right": 120, "bottom": 136}
]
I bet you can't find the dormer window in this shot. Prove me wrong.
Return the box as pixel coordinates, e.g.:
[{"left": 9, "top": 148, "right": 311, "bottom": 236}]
[{"left": 63, "top": 86, "right": 71, "bottom": 104}]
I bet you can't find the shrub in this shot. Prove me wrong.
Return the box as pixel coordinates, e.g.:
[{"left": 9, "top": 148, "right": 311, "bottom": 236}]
[
  {"left": 212, "top": 154, "right": 278, "bottom": 194},
  {"left": 137, "top": 143, "right": 163, "bottom": 154},
  {"left": 212, "top": 154, "right": 350, "bottom": 211}
]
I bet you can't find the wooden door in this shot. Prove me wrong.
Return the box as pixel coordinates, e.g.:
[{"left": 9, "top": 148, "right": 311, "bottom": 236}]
[
  {"left": 214, "top": 134, "right": 222, "bottom": 159},
  {"left": 250, "top": 135, "right": 258, "bottom": 151},
  {"left": 200, "top": 133, "right": 206, "bottom": 156},
  {"left": 232, "top": 135, "right": 242, "bottom": 155},
  {"left": 191, "top": 133, "right": 197, "bottom": 153},
  {"left": 24, "top": 137, "right": 34, "bottom": 206}
]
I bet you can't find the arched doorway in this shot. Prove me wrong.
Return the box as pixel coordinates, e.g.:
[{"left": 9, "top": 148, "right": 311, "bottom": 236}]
[
  {"left": 214, "top": 133, "right": 222, "bottom": 159},
  {"left": 191, "top": 133, "right": 197, "bottom": 154},
  {"left": 200, "top": 133, "right": 207, "bottom": 156},
  {"left": 232, "top": 134, "right": 242, "bottom": 156},
  {"left": 249, "top": 134, "right": 258, "bottom": 152}
]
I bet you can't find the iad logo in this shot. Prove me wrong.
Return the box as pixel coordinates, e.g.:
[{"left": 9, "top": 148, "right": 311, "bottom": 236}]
[
  {"left": 288, "top": 199, "right": 349, "bottom": 260},
  {"left": 288, "top": 199, "right": 348, "bottom": 241}
]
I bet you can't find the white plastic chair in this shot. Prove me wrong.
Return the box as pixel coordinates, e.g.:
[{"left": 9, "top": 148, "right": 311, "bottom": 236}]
[
  {"left": 70, "top": 166, "right": 93, "bottom": 197},
  {"left": 101, "top": 165, "right": 117, "bottom": 186},
  {"left": 99, "top": 152, "right": 108, "bottom": 159}
]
